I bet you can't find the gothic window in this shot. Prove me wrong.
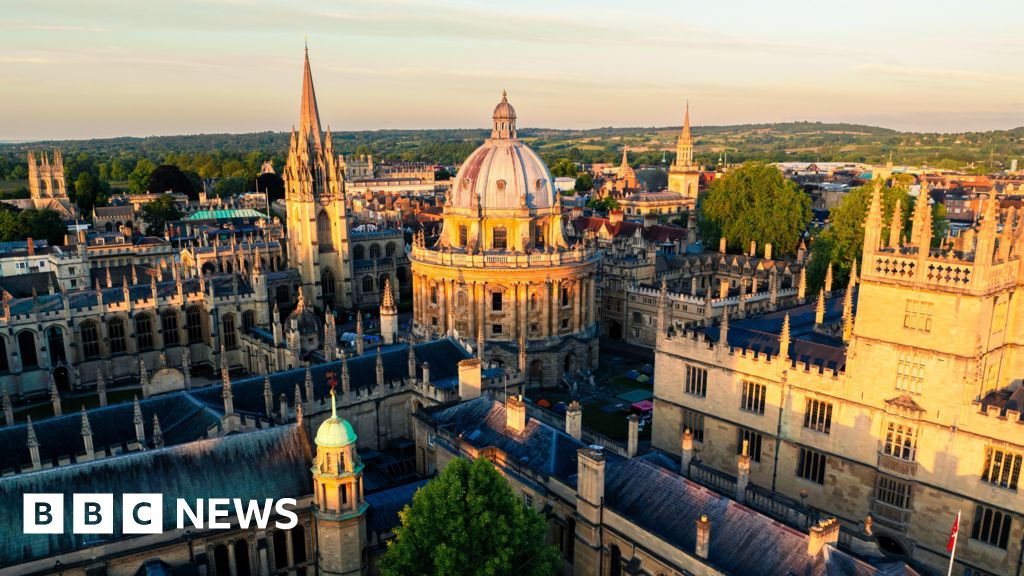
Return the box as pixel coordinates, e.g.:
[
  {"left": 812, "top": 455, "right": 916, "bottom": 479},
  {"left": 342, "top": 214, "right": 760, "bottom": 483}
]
[
  {"left": 242, "top": 310, "right": 256, "bottom": 332},
  {"left": 18, "top": 331, "right": 38, "bottom": 368},
  {"left": 46, "top": 326, "right": 66, "bottom": 365},
  {"left": 684, "top": 364, "right": 707, "bottom": 397},
  {"left": 369, "top": 244, "right": 381, "bottom": 259},
  {"left": 362, "top": 276, "right": 374, "bottom": 294},
  {"left": 108, "top": 318, "right": 127, "bottom": 355},
  {"left": 0, "top": 337, "right": 8, "bottom": 371},
  {"left": 971, "top": 505, "right": 1012, "bottom": 549},
  {"left": 222, "top": 314, "right": 238, "bottom": 350},
  {"left": 322, "top": 269, "right": 336, "bottom": 308},
  {"left": 187, "top": 306, "right": 205, "bottom": 344},
  {"left": 317, "top": 212, "right": 332, "bottom": 250},
  {"left": 134, "top": 314, "right": 154, "bottom": 351},
  {"left": 162, "top": 311, "right": 180, "bottom": 346},
  {"left": 803, "top": 398, "right": 833, "bottom": 434},
  {"left": 981, "top": 447, "right": 1022, "bottom": 491},
  {"left": 797, "top": 447, "right": 826, "bottom": 484},
  {"left": 354, "top": 245, "right": 366, "bottom": 260},
  {"left": 385, "top": 242, "right": 396, "bottom": 257},
  {"left": 492, "top": 227, "right": 507, "bottom": 250},
  {"left": 737, "top": 427, "right": 762, "bottom": 462},
  {"left": 741, "top": 381, "right": 766, "bottom": 415},
  {"left": 884, "top": 421, "right": 918, "bottom": 462},
  {"left": 81, "top": 321, "right": 101, "bottom": 359}
]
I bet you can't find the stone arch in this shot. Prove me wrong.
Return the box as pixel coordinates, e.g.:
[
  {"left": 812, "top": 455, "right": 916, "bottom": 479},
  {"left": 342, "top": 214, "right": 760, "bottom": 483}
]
[
  {"left": 51, "top": 365, "right": 70, "bottom": 392},
  {"left": 563, "top": 351, "right": 576, "bottom": 375},
  {"left": 17, "top": 330, "right": 39, "bottom": 369},
  {"left": 233, "top": 539, "right": 252, "bottom": 576},
  {"left": 213, "top": 543, "right": 230, "bottom": 576}
]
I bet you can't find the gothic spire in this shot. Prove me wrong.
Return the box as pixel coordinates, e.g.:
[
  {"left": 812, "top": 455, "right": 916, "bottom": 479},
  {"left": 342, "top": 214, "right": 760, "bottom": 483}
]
[{"left": 299, "top": 45, "right": 323, "bottom": 152}]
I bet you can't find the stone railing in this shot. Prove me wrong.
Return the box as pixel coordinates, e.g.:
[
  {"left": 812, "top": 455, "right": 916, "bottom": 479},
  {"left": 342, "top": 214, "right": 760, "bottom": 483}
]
[
  {"left": 877, "top": 452, "right": 918, "bottom": 479},
  {"left": 689, "top": 461, "right": 737, "bottom": 494},
  {"left": 867, "top": 253, "right": 1019, "bottom": 293},
  {"left": 870, "top": 499, "right": 912, "bottom": 530},
  {"left": 409, "top": 245, "right": 596, "bottom": 269}
]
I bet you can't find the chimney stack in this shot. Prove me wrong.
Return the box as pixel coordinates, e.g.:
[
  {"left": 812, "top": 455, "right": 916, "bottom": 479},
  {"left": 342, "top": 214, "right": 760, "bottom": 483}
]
[
  {"left": 565, "top": 400, "right": 582, "bottom": 440},
  {"left": 506, "top": 394, "right": 527, "bottom": 434},
  {"left": 719, "top": 237, "right": 727, "bottom": 253},
  {"left": 695, "top": 515, "right": 711, "bottom": 560},
  {"left": 807, "top": 518, "right": 841, "bottom": 556},
  {"left": 764, "top": 243, "right": 772, "bottom": 260},
  {"left": 736, "top": 440, "right": 750, "bottom": 503},
  {"left": 749, "top": 240, "right": 756, "bottom": 257},
  {"left": 626, "top": 414, "right": 639, "bottom": 458},
  {"left": 609, "top": 209, "right": 623, "bottom": 224},
  {"left": 458, "top": 358, "right": 482, "bottom": 401},
  {"left": 422, "top": 362, "right": 430, "bottom": 387},
  {"left": 681, "top": 428, "right": 694, "bottom": 476},
  {"left": 719, "top": 279, "right": 729, "bottom": 300},
  {"left": 576, "top": 446, "right": 606, "bottom": 506}
]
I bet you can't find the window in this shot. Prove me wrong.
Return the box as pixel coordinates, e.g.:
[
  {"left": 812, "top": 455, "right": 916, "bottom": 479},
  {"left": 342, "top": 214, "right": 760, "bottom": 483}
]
[
  {"left": 242, "top": 310, "right": 256, "bottom": 332},
  {"left": 108, "top": 318, "right": 126, "bottom": 354},
  {"left": 362, "top": 276, "right": 374, "bottom": 293},
  {"left": 162, "top": 311, "right": 179, "bottom": 346},
  {"left": 737, "top": 428, "right": 762, "bottom": 462},
  {"left": 632, "top": 311, "right": 642, "bottom": 324},
  {"left": 523, "top": 492, "right": 533, "bottom": 508},
  {"left": 135, "top": 314, "right": 154, "bottom": 351},
  {"left": 803, "top": 398, "right": 833, "bottom": 434},
  {"left": 18, "top": 331, "right": 38, "bottom": 368},
  {"left": 492, "top": 323, "right": 503, "bottom": 336},
  {"left": 535, "top": 225, "right": 545, "bottom": 248},
  {"left": 385, "top": 242, "right": 396, "bottom": 257},
  {"left": 884, "top": 421, "right": 918, "bottom": 461},
  {"left": 741, "top": 381, "right": 766, "bottom": 415},
  {"left": 981, "top": 447, "right": 1022, "bottom": 491},
  {"left": 904, "top": 299, "right": 933, "bottom": 332},
  {"left": 46, "top": 327, "right": 66, "bottom": 365},
  {"left": 684, "top": 364, "right": 707, "bottom": 397},
  {"left": 187, "top": 307, "right": 204, "bottom": 343},
  {"left": 369, "top": 244, "right": 381, "bottom": 259},
  {"left": 682, "top": 408, "right": 704, "bottom": 443},
  {"left": 896, "top": 351, "right": 925, "bottom": 394},
  {"left": 492, "top": 227, "right": 507, "bottom": 250},
  {"left": 492, "top": 291, "right": 503, "bottom": 312},
  {"left": 971, "top": 505, "right": 1012, "bottom": 549},
  {"left": 81, "top": 322, "right": 101, "bottom": 359},
  {"left": 430, "top": 285, "right": 437, "bottom": 305},
  {"left": 561, "top": 318, "right": 569, "bottom": 330},
  {"left": 458, "top": 225, "right": 468, "bottom": 246},
  {"left": 561, "top": 286, "right": 570, "bottom": 307},
  {"left": 875, "top": 476, "right": 913, "bottom": 510},
  {"left": 353, "top": 245, "right": 365, "bottom": 260},
  {"left": 797, "top": 447, "right": 826, "bottom": 484},
  {"left": 222, "top": 315, "right": 238, "bottom": 350},
  {"left": 0, "top": 338, "right": 8, "bottom": 371}
]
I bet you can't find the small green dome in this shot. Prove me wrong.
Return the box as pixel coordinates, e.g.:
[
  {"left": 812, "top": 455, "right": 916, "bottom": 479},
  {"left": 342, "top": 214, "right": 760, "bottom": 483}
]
[{"left": 315, "top": 415, "right": 357, "bottom": 448}]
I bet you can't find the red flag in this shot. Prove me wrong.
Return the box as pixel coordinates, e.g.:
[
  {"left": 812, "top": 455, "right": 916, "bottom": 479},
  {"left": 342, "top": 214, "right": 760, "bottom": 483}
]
[{"left": 947, "top": 512, "right": 960, "bottom": 552}]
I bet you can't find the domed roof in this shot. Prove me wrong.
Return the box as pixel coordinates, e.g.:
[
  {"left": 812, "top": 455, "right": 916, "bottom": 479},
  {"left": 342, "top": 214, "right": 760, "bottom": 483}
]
[
  {"left": 315, "top": 390, "right": 358, "bottom": 447},
  {"left": 447, "top": 92, "right": 557, "bottom": 211}
]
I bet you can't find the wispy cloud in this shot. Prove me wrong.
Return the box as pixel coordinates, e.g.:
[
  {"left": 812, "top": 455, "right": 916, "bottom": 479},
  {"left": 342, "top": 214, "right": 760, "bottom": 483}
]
[
  {"left": 857, "top": 63, "right": 1003, "bottom": 81},
  {"left": 5, "top": 21, "right": 108, "bottom": 32}
]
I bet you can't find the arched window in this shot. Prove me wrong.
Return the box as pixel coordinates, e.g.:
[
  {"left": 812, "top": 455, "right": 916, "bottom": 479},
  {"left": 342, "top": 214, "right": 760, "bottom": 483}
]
[
  {"left": 242, "top": 310, "right": 256, "bottom": 331},
  {"left": 275, "top": 285, "right": 290, "bottom": 304},
  {"left": 369, "top": 244, "right": 381, "bottom": 259},
  {"left": 492, "top": 227, "right": 508, "bottom": 250},
  {"left": 18, "top": 331, "right": 38, "bottom": 368},
  {"left": 430, "top": 285, "right": 437, "bottom": 305},
  {"left": 0, "top": 337, "right": 8, "bottom": 371},
  {"left": 108, "top": 318, "right": 127, "bottom": 354},
  {"left": 135, "top": 314, "right": 154, "bottom": 351},
  {"left": 362, "top": 276, "right": 374, "bottom": 294},
  {"left": 354, "top": 245, "right": 365, "bottom": 260},
  {"left": 385, "top": 242, "right": 396, "bottom": 257},
  {"left": 322, "top": 269, "right": 336, "bottom": 308},
  {"left": 317, "top": 212, "right": 333, "bottom": 250},
  {"left": 81, "top": 321, "right": 101, "bottom": 359},
  {"left": 222, "top": 314, "right": 237, "bottom": 350},
  {"left": 46, "top": 326, "right": 66, "bottom": 365},
  {"left": 187, "top": 307, "right": 205, "bottom": 343},
  {"left": 162, "top": 311, "right": 180, "bottom": 346}
]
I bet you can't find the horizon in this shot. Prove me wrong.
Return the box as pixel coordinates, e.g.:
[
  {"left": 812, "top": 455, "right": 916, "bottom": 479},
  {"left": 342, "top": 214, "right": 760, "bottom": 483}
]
[{"left": 3, "top": 1, "right": 1023, "bottom": 141}]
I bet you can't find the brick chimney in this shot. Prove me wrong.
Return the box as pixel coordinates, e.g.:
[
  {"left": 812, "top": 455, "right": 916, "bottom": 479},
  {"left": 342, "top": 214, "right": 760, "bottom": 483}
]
[
  {"left": 807, "top": 518, "right": 841, "bottom": 556},
  {"left": 626, "top": 414, "right": 639, "bottom": 458},
  {"left": 681, "top": 428, "right": 694, "bottom": 476},
  {"left": 458, "top": 358, "right": 481, "bottom": 400},
  {"left": 749, "top": 240, "right": 756, "bottom": 257},
  {"left": 719, "top": 236, "right": 727, "bottom": 253},
  {"left": 609, "top": 209, "right": 624, "bottom": 224},
  {"left": 565, "top": 400, "right": 582, "bottom": 440},
  {"left": 506, "top": 394, "right": 527, "bottom": 434},
  {"left": 719, "top": 279, "right": 730, "bottom": 300},
  {"left": 764, "top": 243, "right": 773, "bottom": 260},
  {"left": 695, "top": 515, "right": 711, "bottom": 559},
  {"left": 26, "top": 238, "right": 34, "bottom": 256}
]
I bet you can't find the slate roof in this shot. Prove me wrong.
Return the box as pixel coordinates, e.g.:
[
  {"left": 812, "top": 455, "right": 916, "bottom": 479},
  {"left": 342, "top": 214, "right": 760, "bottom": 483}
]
[
  {"left": 365, "top": 479, "right": 428, "bottom": 534},
  {"left": 600, "top": 457, "right": 921, "bottom": 576},
  {"left": 0, "top": 271, "right": 58, "bottom": 298},
  {"left": 0, "top": 425, "right": 313, "bottom": 567}
]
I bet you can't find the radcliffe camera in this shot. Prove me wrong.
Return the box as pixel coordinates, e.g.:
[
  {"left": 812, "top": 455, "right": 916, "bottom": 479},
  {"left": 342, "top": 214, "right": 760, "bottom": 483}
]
[{"left": 0, "top": 2, "right": 1019, "bottom": 576}]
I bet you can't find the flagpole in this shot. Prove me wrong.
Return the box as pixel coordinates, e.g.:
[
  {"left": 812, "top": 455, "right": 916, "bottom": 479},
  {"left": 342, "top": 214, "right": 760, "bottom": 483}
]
[{"left": 947, "top": 509, "right": 961, "bottom": 576}]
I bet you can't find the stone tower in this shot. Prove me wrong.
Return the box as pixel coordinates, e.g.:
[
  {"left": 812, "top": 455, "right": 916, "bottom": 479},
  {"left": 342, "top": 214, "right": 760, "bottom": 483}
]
[
  {"left": 312, "top": 382, "right": 367, "bottom": 575},
  {"left": 28, "top": 149, "right": 66, "bottom": 199},
  {"left": 667, "top": 102, "right": 700, "bottom": 199},
  {"left": 380, "top": 277, "right": 398, "bottom": 345},
  {"left": 284, "top": 46, "right": 353, "bottom": 311}
]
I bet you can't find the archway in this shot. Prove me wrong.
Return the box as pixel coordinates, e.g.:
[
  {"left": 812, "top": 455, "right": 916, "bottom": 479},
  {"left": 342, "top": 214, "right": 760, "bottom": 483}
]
[
  {"left": 233, "top": 539, "right": 252, "bottom": 576},
  {"left": 529, "top": 359, "right": 543, "bottom": 385},
  {"left": 876, "top": 534, "right": 909, "bottom": 557},
  {"left": 563, "top": 352, "right": 576, "bottom": 376},
  {"left": 51, "top": 366, "right": 70, "bottom": 392},
  {"left": 609, "top": 544, "right": 622, "bottom": 576},
  {"left": 213, "top": 544, "right": 230, "bottom": 576},
  {"left": 322, "top": 268, "right": 336, "bottom": 310},
  {"left": 608, "top": 321, "right": 623, "bottom": 340}
]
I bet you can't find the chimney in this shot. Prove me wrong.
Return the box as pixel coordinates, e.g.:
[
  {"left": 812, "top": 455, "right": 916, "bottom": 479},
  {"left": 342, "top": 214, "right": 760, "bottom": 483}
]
[
  {"left": 506, "top": 394, "right": 527, "bottom": 434},
  {"left": 571, "top": 206, "right": 583, "bottom": 219},
  {"left": 719, "top": 279, "right": 729, "bottom": 300},
  {"left": 719, "top": 236, "right": 727, "bottom": 253},
  {"left": 565, "top": 400, "right": 582, "bottom": 440},
  {"left": 736, "top": 440, "right": 751, "bottom": 503},
  {"left": 807, "top": 518, "right": 841, "bottom": 556},
  {"left": 695, "top": 515, "right": 711, "bottom": 560},
  {"left": 626, "top": 414, "right": 639, "bottom": 458},
  {"left": 422, "top": 362, "right": 430, "bottom": 387},
  {"left": 608, "top": 209, "right": 624, "bottom": 224},
  {"left": 27, "top": 238, "right": 34, "bottom": 257},
  {"left": 458, "top": 358, "right": 482, "bottom": 400},
  {"left": 749, "top": 240, "right": 756, "bottom": 257},
  {"left": 279, "top": 393, "right": 288, "bottom": 419},
  {"left": 681, "top": 429, "right": 694, "bottom": 476},
  {"left": 764, "top": 243, "right": 773, "bottom": 260},
  {"left": 576, "top": 446, "right": 605, "bottom": 506}
]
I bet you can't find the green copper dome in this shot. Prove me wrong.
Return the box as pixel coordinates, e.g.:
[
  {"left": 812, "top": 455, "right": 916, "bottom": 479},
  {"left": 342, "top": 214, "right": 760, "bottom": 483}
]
[{"left": 315, "top": 390, "right": 357, "bottom": 447}]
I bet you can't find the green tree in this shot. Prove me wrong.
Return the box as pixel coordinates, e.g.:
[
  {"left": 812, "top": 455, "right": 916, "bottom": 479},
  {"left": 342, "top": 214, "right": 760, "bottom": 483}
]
[
  {"left": 214, "top": 176, "right": 250, "bottom": 198},
  {"left": 549, "top": 158, "right": 578, "bottom": 178},
  {"left": 128, "top": 158, "right": 157, "bottom": 194},
  {"left": 380, "top": 457, "right": 560, "bottom": 576},
  {"left": 587, "top": 196, "right": 619, "bottom": 212},
  {"left": 0, "top": 209, "right": 68, "bottom": 246},
  {"left": 574, "top": 173, "right": 593, "bottom": 192},
  {"left": 698, "top": 162, "right": 811, "bottom": 256},
  {"left": 73, "top": 172, "right": 110, "bottom": 214},
  {"left": 140, "top": 195, "right": 184, "bottom": 236}
]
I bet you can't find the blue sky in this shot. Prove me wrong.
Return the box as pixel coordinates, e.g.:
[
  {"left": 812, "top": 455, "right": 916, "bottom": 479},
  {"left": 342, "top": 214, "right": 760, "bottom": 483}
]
[{"left": 1, "top": 0, "right": 1021, "bottom": 140}]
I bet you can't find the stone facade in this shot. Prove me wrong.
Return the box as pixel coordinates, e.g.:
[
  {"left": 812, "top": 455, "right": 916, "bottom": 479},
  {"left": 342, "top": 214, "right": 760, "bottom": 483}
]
[{"left": 667, "top": 103, "right": 701, "bottom": 199}]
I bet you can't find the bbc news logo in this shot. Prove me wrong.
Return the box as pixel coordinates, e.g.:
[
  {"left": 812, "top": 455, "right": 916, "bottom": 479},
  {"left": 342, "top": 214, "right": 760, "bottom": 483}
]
[{"left": 23, "top": 494, "right": 298, "bottom": 535}]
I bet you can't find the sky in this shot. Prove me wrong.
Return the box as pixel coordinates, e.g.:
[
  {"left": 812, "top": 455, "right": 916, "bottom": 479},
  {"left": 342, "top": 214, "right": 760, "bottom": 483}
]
[{"left": 1, "top": 0, "right": 1022, "bottom": 141}]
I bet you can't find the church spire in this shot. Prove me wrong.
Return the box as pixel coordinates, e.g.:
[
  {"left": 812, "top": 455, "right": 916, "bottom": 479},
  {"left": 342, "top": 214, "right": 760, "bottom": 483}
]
[
  {"left": 299, "top": 44, "right": 323, "bottom": 152},
  {"left": 675, "top": 101, "right": 694, "bottom": 168}
]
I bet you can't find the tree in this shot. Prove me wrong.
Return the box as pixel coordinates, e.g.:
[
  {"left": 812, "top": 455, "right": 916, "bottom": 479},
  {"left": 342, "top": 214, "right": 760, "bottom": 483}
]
[
  {"left": 379, "top": 457, "right": 560, "bottom": 576},
  {"left": 0, "top": 208, "right": 68, "bottom": 246},
  {"left": 698, "top": 162, "right": 811, "bottom": 256},
  {"left": 256, "top": 172, "right": 285, "bottom": 202},
  {"left": 128, "top": 158, "right": 157, "bottom": 194},
  {"left": 140, "top": 195, "right": 184, "bottom": 236},
  {"left": 214, "top": 176, "right": 250, "bottom": 198},
  {"left": 549, "top": 158, "right": 578, "bottom": 178},
  {"left": 574, "top": 173, "right": 593, "bottom": 192},
  {"left": 147, "top": 165, "right": 197, "bottom": 200},
  {"left": 73, "top": 172, "right": 110, "bottom": 214},
  {"left": 587, "top": 196, "right": 619, "bottom": 212}
]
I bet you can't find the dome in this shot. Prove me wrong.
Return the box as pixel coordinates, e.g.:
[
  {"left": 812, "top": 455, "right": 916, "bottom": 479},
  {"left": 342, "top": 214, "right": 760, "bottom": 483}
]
[
  {"left": 315, "top": 413, "right": 358, "bottom": 447},
  {"left": 447, "top": 92, "right": 557, "bottom": 211}
]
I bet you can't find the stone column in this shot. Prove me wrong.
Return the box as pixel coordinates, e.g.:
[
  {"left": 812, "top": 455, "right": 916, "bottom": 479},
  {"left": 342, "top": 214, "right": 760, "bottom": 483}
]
[
  {"left": 573, "top": 279, "right": 582, "bottom": 332},
  {"left": 227, "top": 540, "right": 237, "bottom": 576},
  {"left": 541, "top": 280, "right": 551, "bottom": 338}
]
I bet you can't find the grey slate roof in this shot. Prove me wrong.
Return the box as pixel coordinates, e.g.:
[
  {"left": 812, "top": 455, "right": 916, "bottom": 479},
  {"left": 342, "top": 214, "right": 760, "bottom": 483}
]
[
  {"left": 0, "top": 425, "right": 313, "bottom": 567},
  {"left": 365, "top": 479, "right": 428, "bottom": 534}
]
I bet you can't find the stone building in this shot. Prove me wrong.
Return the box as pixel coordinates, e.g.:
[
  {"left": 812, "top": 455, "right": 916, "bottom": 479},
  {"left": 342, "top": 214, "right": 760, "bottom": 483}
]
[
  {"left": 413, "top": 393, "right": 921, "bottom": 576},
  {"left": 667, "top": 103, "right": 701, "bottom": 199},
  {"left": 652, "top": 184, "right": 1024, "bottom": 575},
  {"left": 409, "top": 92, "right": 600, "bottom": 386},
  {"left": 24, "top": 150, "right": 77, "bottom": 220}
]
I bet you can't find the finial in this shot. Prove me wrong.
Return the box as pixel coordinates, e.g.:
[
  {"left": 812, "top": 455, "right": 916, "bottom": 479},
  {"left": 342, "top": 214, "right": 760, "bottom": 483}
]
[{"left": 502, "top": 89, "right": 507, "bottom": 100}]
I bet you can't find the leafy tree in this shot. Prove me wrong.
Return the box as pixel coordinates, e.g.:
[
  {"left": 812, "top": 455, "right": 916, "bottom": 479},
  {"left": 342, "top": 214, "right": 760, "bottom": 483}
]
[
  {"left": 587, "top": 196, "right": 619, "bottom": 212},
  {"left": 0, "top": 208, "right": 68, "bottom": 246},
  {"left": 435, "top": 168, "right": 452, "bottom": 181},
  {"left": 698, "top": 162, "right": 811, "bottom": 257},
  {"left": 549, "top": 158, "right": 578, "bottom": 178},
  {"left": 214, "top": 176, "right": 250, "bottom": 198},
  {"left": 140, "top": 195, "right": 184, "bottom": 236},
  {"left": 574, "top": 173, "right": 593, "bottom": 192},
  {"left": 128, "top": 158, "right": 157, "bottom": 194},
  {"left": 256, "top": 172, "right": 285, "bottom": 202},
  {"left": 73, "top": 172, "right": 110, "bottom": 214},
  {"left": 147, "top": 165, "right": 197, "bottom": 199},
  {"left": 380, "top": 457, "right": 560, "bottom": 576}
]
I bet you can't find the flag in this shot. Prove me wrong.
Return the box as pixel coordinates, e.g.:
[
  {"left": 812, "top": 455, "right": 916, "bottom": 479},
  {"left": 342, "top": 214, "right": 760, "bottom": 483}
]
[{"left": 948, "top": 512, "right": 960, "bottom": 552}]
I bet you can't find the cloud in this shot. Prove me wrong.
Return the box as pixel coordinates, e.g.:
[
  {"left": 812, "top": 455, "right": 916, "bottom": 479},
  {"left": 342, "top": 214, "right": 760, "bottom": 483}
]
[
  {"left": 857, "top": 63, "right": 1002, "bottom": 81},
  {"left": 5, "top": 21, "right": 108, "bottom": 32}
]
